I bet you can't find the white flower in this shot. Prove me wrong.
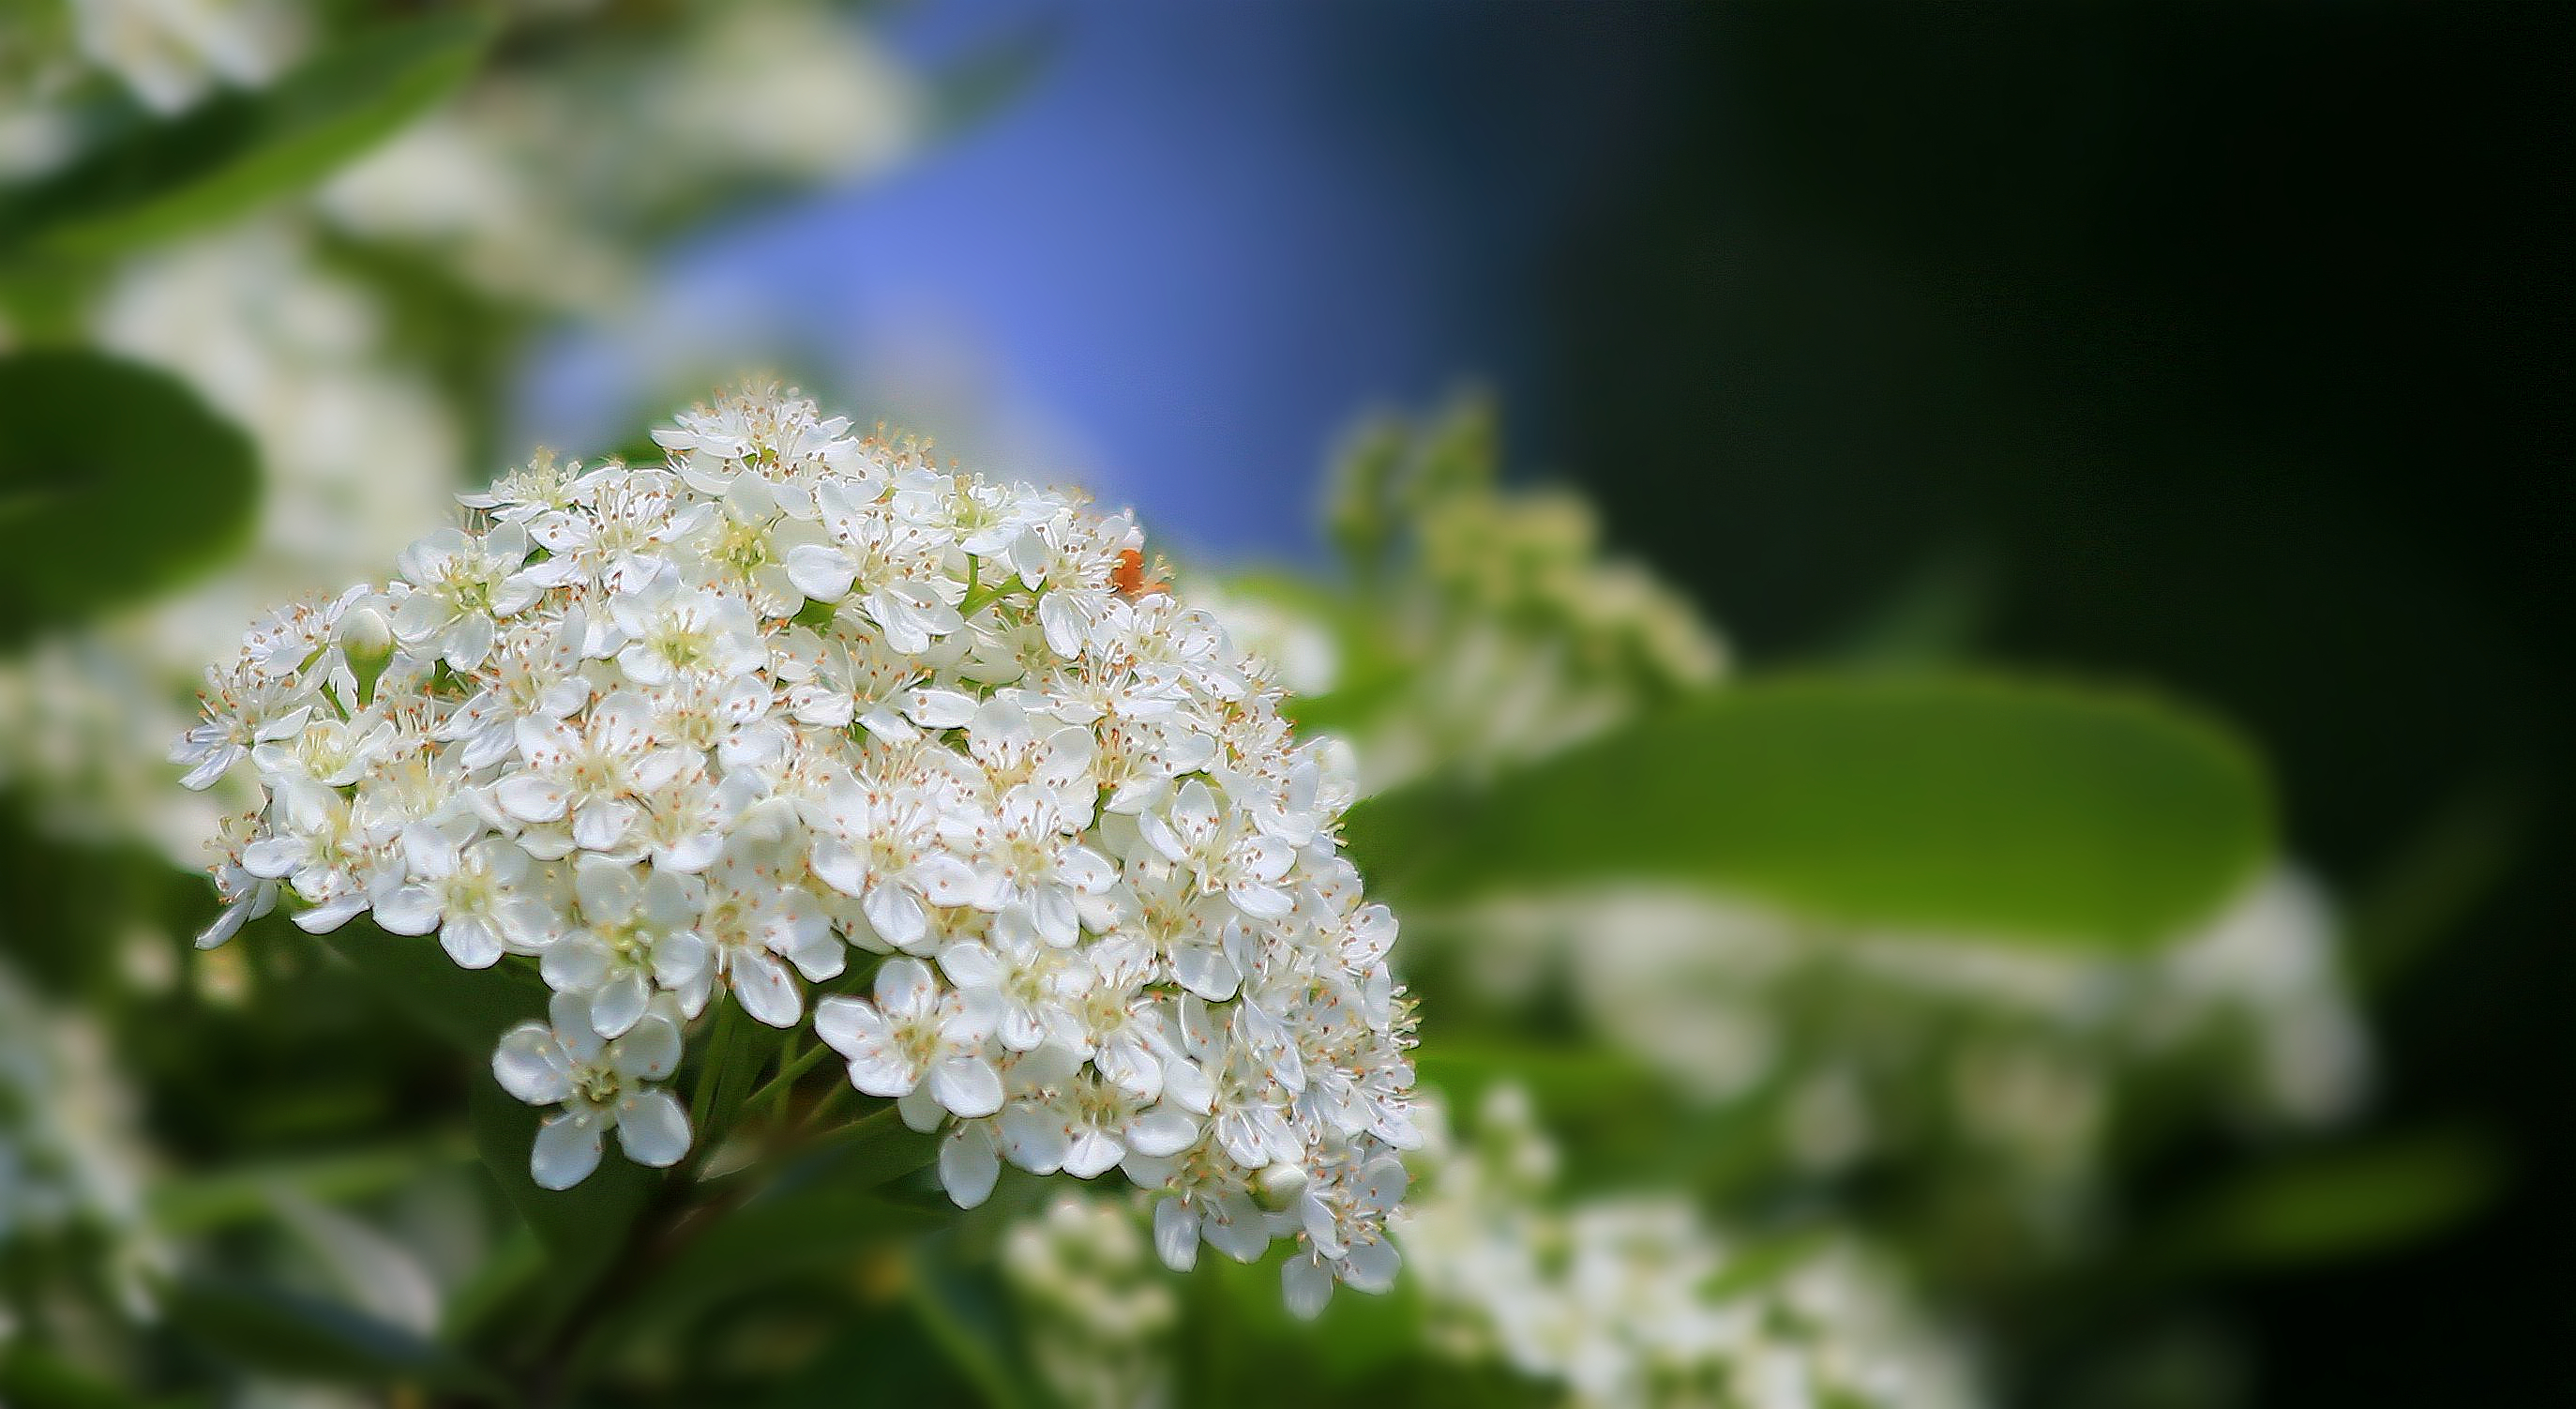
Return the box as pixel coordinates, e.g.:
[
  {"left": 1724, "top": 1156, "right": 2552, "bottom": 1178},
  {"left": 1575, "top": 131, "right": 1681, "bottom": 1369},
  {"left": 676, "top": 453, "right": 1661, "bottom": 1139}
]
[
  {"left": 391, "top": 523, "right": 542, "bottom": 669},
  {"left": 814, "top": 957, "right": 1002, "bottom": 1120},
  {"left": 807, "top": 780, "right": 979, "bottom": 951},
  {"left": 495, "top": 691, "right": 697, "bottom": 852},
  {"left": 433, "top": 608, "right": 589, "bottom": 769},
  {"left": 1136, "top": 780, "right": 1296, "bottom": 921},
  {"left": 372, "top": 838, "right": 550, "bottom": 969},
  {"left": 171, "top": 666, "right": 313, "bottom": 791},
  {"left": 609, "top": 566, "right": 765, "bottom": 686},
  {"left": 540, "top": 855, "right": 708, "bottom": 1038},
  {"left": 492, "top": 992, "right": 692, "bottom": 1189}
]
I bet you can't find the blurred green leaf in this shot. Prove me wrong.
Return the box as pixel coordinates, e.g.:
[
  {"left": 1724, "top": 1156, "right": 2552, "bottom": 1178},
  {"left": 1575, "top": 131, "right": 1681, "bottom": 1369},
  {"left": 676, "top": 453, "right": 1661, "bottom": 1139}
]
[
  {"left": 602, "top": 1175, "right": 937, "bottom": 1347},
  {"left": 0, "top": 1342, "right": 147, "bottom": 1409},
  {"left": 161, "top": 1277, "right": 504, "bottom": 1396},
  {"left": 1345, "top": 674, "right": 2273, "bottom": 947},
  {"left": 149, "top": 1138, "right": 474, "bottom": 1235},
  {"left": 2348, "top": 778, "right": 2533, "bottom": 992},
  {"left": 0, "top": 350, "right": 257, "bottom": 647},
  {"left": 907, "top": 1232, "right": 1054, "bottom": 1409},
  {"left": 0, "top": 12, "right": 493, "bottom": 263},
  {"left": 574, "top": 1106, "right": 939, "bottom": 1368},
  {"left": 1190, "top": 1246, "right": 1427, "bottom": 1385},
  {"left": 2152, "top": 1130, "right": 2505, "bottom": 1273},
  {"left": 1817, "top": 540, "right": 1998, "bottom": 669},
  {"left": 307, "top": 923, "right": 549, "bottom": 1055}
]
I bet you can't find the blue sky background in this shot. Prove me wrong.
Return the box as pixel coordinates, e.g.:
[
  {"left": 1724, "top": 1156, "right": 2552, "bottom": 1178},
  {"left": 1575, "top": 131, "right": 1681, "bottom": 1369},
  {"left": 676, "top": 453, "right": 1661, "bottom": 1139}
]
[{"left": 519, "top": 2, "right": 1683, "bottom": 560}]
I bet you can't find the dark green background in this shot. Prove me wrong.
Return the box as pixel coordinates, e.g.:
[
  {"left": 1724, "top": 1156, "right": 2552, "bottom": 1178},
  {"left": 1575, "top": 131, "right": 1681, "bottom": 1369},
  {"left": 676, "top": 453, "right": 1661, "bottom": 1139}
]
[{"left": 1514, "top": 5, "right": 2567, "bottom": 1402}]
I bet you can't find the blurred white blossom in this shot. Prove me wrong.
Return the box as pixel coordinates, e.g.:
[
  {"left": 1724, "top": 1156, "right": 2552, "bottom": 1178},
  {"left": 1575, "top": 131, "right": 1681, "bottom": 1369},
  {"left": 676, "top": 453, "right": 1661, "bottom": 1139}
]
[{"left": 1396, "top": 1085, "right": 1985, "bottom": 1409}]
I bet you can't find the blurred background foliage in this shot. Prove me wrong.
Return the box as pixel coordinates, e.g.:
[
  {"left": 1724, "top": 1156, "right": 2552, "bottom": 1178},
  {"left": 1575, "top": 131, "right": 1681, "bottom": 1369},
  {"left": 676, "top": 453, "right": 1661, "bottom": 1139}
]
[{"left": 0, "top": 2, "right": 2563, "bottom": 1406}]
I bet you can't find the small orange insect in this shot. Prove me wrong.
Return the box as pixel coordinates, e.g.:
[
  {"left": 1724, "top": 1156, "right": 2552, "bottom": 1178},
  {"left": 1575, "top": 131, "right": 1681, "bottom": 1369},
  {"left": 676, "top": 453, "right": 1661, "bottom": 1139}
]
[{"left": 1111, "top": 548, "right": 1167, "bottom": 599}]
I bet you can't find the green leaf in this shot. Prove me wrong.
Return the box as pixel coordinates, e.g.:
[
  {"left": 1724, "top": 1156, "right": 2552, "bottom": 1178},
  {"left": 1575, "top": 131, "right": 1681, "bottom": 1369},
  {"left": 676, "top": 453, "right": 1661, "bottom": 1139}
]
[
  {"left": 2152, "top": 1130, "right": 2505, "bottom": 1273},
  {"left": 161, "top": 1277, "right": 504, "bottom": 1396},
  {"left": 0, "top": 350, "right": 257, "bottom": 647},
  {"left": 1343, "top": 674, "right": 2272, "bottom": 947},
  {"left": 306, "top": 922, "right": 549, "bottom": 1055},
  {"left": 0, "top": 12, "right": 494, "bottom": 263},
  {"left": 0, "top": 1342, "right": 147, "bottom": 1409},
  {"left": 149, "top": 1139, "right": 475, "bottom": 1235}
]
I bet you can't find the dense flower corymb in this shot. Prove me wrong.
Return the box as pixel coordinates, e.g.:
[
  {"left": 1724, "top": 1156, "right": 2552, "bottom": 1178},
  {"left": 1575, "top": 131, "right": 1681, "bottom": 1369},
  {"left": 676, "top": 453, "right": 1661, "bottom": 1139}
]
[{"left": 179, "top": 386, "right": 1422, "bottom": 1311}]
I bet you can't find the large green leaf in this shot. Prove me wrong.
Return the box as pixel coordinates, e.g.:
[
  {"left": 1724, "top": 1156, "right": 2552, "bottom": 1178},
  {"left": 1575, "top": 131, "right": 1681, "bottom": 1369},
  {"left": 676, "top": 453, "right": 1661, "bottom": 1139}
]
[
  {"left": 0, "top": 12, "right": 493, "bottom": 262},
  {"left": 1343, "top": 675, "right": 2272, "bottom": 947},
  {"left": 0, "top": 350, "right": 257, "bottom": 647}
]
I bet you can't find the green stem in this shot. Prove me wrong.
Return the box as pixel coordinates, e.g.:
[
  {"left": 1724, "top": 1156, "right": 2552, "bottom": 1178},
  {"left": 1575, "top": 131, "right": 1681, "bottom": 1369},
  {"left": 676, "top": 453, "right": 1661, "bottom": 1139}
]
[
  {"left": 800, "top": 1076, "right": 858, "bottom": 1134},
  {"left": 688, "top": 1005, "right": 738, "bottom": 1136},
  {"left": 746, "top": 1034, "right": 831, "bottom": 1123}
]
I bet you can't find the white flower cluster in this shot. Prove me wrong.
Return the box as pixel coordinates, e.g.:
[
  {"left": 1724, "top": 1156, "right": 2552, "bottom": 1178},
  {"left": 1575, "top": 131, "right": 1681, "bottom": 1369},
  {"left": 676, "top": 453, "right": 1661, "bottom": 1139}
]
[
  {"left": 177, "top": 386, "right": 1422, "bottom": 1300},
  {"left": 1397, "top": 1086, "right": 1985, "bottom": 1409},
  {"left": 1440, "top": 867, "right": 2366, "bottom": 1214},
  {"left": 1003, "top": 1194, "right": 1180, "bottom": 1409},
  {"left": 0, "top": 960, "right": 163, "bottom": 1328}
]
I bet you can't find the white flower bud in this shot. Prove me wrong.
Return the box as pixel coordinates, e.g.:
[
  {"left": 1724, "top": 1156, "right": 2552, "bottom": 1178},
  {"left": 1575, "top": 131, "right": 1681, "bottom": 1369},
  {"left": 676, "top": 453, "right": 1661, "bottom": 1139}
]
[
  {"left": 1255, "top": 1160, "right": 1310, "bottom": 1212},
  {"left": 334, "top": 601, "right": 396, "bottom": 704}
]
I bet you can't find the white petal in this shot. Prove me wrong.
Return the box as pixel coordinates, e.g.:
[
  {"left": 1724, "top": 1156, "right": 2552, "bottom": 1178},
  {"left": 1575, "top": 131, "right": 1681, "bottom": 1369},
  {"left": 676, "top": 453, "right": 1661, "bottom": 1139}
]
[
  {"left": 1152, "top": 1198, "right": 1200, "bottom": 1272},
  {"left": 812, "top": 994, "right": 884, "bottom": 1058},
  {"left": 999, "top": 1105, "right": 1071, "bottom": 1174},
  {"left": 372, "top": 886, "right": 442, "bottom": 936},
  {"left": 609, "top": 1016, "right": 683, "bottom": 1082},
  {"left": 294, "top": 894, "right": 368, "bottom": 933},
  {"left": 440, "top": 916, "right": 505, "bottom": 970},
  {"left": 541, "top": 936, "right": 611, "bottom": 993},
  {"left": 1172, "top": 942, "right": 1241, "bottom": 1002},
  {"left": 848, "top": 1049, "right": 920, "bottom": 1099},
  {"left": 492, "top": 1023, "right": 574, "bottom": 1105},
  {"left": 929, "top": 1054, "right": 1003, "bottom": 1118},
  {"left": 589, "top": 969, "right": 649, "bottom": 1038},
  {"left": 783, "top": 544, "right": 855, "bottom": 600},
  {"left": 809, "top": 841, "right": 869, "bottom": 899},
  {"left": 873, "top": 957, "right": 938, "bottom": 1016},
  {"left": 860, "top": 880, "right": 926, "bottom": 947},
  {"left": 936, "top": 940, "right": 1002, "bottom": 990},
  {"left": 1282, "top": 1252, "right": 1333, "bottom": 1320},
  {"left": 571, "top": 798, "right": 637, "bottom": 852},
  {"left": 1062, "top": 1129, "right": 1123, "bottom": 1179},
  {"left": 1340, "top": 1235, "right": 1401, "bottom": 1295},
  {"left": 939, "top": 1124, "right": 1002, "bottom": 1209},
  {"left": 494, "top": 773, "right": 568, "bottom": 824},
  {"left": 532, "top": 1114, "right": 604, "bottom": 1190},
  {"left": 730, "top": 950, "right": 801, "bottom": 1028},
  {"left": 1125, "top": 1108, "right": 1200, "bottom": 1159},
  {"left": 902, "top": 689, "right": 980, "bottom": 729},
  {"left": 613, "top": 1089, "right": 691, "bottom": 1168},
  {"left": 896, "top": 1083, "right": 945, "bottom": 1131},
  {"left": 910, "top": 854, "right": 982, "bottom": 908}
]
